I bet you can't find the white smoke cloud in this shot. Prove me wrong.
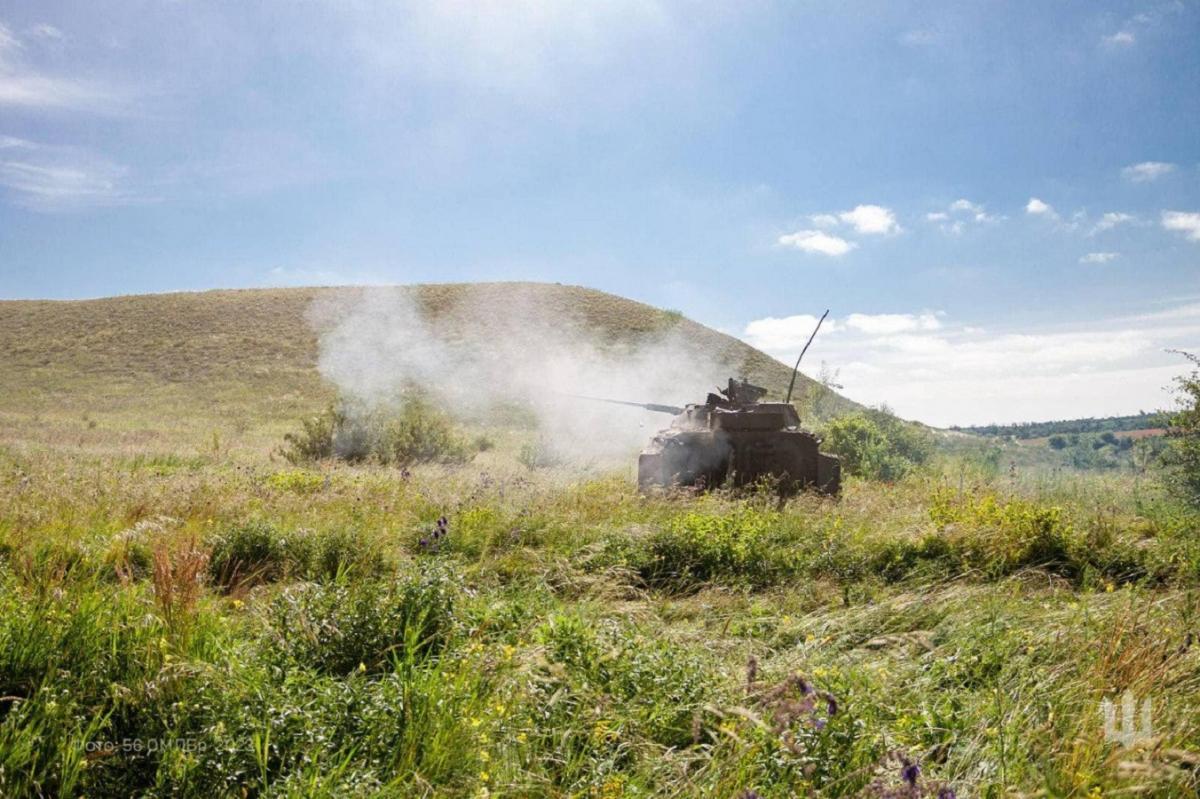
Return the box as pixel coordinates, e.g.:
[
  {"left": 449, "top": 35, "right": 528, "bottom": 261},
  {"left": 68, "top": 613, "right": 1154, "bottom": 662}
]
[{"left": 307, "top": 285, "right": 747, "bottom": 464}]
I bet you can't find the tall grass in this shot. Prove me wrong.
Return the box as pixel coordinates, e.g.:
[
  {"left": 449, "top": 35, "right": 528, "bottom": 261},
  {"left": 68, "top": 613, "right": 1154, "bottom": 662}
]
[{"left": 0, "top": 440, "right": 1198, "bottom": 796}]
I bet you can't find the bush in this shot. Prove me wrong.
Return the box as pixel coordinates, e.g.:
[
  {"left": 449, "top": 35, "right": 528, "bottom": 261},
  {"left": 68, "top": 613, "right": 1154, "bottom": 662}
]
[
  {"left": 822, "top": 409, "right": 932, "bottom": 481},
  {"left": 378, "top": 400, "right": 471, "bottom": 466},
  {"left": 208, "top": 521, "right": 313, "bottom": 590},
  {"left": 535, "top": 614, "right": 710, "bottom": 750},
  {"left": 208, "top": 523, "right": 387, "bottom": 589},
  {"left": 639, "top": 507, "right": 788, "bottom": 590},
  {"left": 280, "top": 399, "right": 472, "bottom": 467},
  {"left": 262, "top": 567, "right": 457, "bottom": 676},
  {"left": 929, "top": 490, "right": 1077, "bottom": 577},
  {"left": 1164, "top": 352, "right": 1200, "bottom": 506},
  {"left": 280, "top": 406, "right": 342, "bottom": 464}
]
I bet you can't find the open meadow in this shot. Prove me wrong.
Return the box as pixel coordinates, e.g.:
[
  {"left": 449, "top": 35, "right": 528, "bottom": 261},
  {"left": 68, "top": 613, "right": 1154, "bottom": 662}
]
[{"left": 1, "top": 288, "right": 1198, "bottom": 798}]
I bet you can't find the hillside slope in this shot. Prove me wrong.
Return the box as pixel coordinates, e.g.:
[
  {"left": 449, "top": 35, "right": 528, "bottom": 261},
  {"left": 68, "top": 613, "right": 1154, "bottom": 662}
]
[{"left": 0, "top": 283, "right": 859, "bottom": 453}]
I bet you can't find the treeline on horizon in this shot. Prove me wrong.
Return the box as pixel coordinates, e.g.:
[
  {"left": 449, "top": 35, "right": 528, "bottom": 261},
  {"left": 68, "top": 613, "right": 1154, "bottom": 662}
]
[{"left": 951, "top": 410, "right": 1168, "bottom": 440}]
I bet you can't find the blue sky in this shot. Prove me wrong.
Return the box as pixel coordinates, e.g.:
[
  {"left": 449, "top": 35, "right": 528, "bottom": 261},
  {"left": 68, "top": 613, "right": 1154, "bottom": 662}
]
[{"left": 1, "top": 1, "right": 1198, "bottom": 425}]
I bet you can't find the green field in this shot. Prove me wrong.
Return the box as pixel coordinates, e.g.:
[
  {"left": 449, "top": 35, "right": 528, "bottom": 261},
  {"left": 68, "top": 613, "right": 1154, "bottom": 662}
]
[{"left": 1, "top": 286, "right": 1197, "bottom": 798}]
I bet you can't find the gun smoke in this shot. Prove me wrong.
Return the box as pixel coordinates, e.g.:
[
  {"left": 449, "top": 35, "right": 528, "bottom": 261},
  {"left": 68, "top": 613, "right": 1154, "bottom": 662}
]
[{"left": 307, "top": 285, "right": 747, "bottom": 465}]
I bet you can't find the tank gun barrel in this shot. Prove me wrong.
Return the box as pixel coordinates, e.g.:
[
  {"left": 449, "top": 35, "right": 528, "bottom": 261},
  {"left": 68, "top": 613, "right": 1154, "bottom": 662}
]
[{"left": 570, "top": 395, "right": 684, "bottom": 416}]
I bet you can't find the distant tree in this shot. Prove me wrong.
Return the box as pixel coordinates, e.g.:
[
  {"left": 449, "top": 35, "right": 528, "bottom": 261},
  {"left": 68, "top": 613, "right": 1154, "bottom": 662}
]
[
  {"left": 1163, "top": 351, "right": 1200, "bottom": 506},
  {"left": 1048, "top": 435, "right": 1068, "bottom": 450}
]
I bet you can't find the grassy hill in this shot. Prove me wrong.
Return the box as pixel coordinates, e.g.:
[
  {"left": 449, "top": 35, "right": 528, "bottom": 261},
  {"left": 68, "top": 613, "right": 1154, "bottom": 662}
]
[{"left": 0, "top": 283, "right": 858, "bottom": 455}]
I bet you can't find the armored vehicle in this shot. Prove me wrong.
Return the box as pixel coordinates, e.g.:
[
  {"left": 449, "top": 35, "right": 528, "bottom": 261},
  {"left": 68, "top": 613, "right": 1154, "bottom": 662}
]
[{"left": 585, "top": 378, "right": 841, "bottom": 496}]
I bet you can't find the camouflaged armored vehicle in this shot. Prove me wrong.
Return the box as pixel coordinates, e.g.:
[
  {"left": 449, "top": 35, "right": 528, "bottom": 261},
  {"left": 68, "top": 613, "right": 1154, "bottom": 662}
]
[{"left": 587, "top": 378, "right": 841, "bottom": 496}]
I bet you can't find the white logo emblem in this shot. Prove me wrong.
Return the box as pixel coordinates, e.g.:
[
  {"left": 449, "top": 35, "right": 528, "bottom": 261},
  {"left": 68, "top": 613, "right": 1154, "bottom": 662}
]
[{"left": 1101, "top": 690, "right": 1153, "bottom": 747}]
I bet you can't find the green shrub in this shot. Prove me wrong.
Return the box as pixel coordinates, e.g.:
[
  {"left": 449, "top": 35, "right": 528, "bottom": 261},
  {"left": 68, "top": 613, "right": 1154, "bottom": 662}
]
[
  {"left": 262, "top": 567, "right": 457, "bottom": 676},
  {"left": 639, "top": 507, "right": 787, "bottom": 590},
  {"left": 823, "top": 409, "right": 932, "bottom": 481},
  {"left": 310, "top": 528, "right": 389, "bottom": 582},
  {"left": 517, "top": 438, "right": 563, "bottom": 470},
  {"left": 279, "top": 406, "right": 342, "bottom": 464},
  {"left": 208, "top": 523, "right": 386, "bottom": 588},
  {"left": 929, "top": 490, "right": 1076, "bottom": 577},
  {"left": 378, "top": 399, "right": 471, "bottom": 466},
  {"left": 535, "top": 614, "right": 710, "bottom": 750},
  {"left": 265, "top": 470, "right": 326, "bottom": 494},
  {"left": 207, "top": 522, "right": 313, "bottom": 589},
  {"left": 1164, "top": 351, "right": 1200, "bottom": 506},
  {"left": 280, "top": 400, "right": 471, "bottom": 467}
]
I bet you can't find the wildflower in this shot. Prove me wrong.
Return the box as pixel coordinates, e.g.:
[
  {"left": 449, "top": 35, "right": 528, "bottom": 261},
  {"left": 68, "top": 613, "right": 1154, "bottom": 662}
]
[
  {"left": 937, "top": 790, "right": 957, "bottom": 799},
  {"left": 822, "top": 692, "right": 838, "bottom": 716},
  {"left": 516, "top": 732, "right": 527, "bottom": 743},
  {"left": 470, "top": 717, "right": 483, "bottom": 727},
  {"left": 358, "top": 662, "right": 367, "bottom": 673},
  {"left": 901, "top": 761, "right": 920, "bottom": 786},
  {"left": 479, "top": 770, "right": 490, "bottom": 783},
  {"left": 231, "top": 598, "right": 244, "bottom": 610},
  {"left": 480, "top": 750, "right": 490, "bottom": 762},
  {"left": 1105, "top": 582, "right": 1115, "bottom": 593}
]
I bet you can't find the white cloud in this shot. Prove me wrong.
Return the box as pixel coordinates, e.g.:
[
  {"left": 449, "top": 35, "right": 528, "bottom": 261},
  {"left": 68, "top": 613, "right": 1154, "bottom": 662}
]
[
  {"left": 26, "top": 24, "right": 64, "bottom": 42},
  {"left": 844, "top": 312, "right": 941, "bottom": 334},
  {"left": 1163, "top": 211, "right": 1200, "bottom": 242},
  {"left": 928, "top": 198, "right": 999, "bottom": 233},
  {"left": 838, "top": 204, "right": 901, "bottom": 235},
  {"left": 0, "top": 136, "right": 134, "bottom": 211},
  {"left": 742, "top": 314, "right": 836, "bottom": 351},
  {"left": 0, "top": 22, "right": 122, "bottom": 111},
  {"left": 740, "top": 304, "right": 1200, "bottom": 425},
  {"left": 1080, "top": 252, "right": 1119, "bottom": 264},
  {"left": 777, "top": 229, "right": 856, "bottom": 256},
  {"left": 1122, "top": 161, "right": 1176, "bottom": 182},
  {"left": 809, "top": 213, "right": 839, "bottom": 228},
  {"left": 1025, "top": 197, "right": 1055, "bottom": 216},
  {"left": 1090, "top": 212, "right": 1136, "bottom": 235},
  {"left": 1102, "top": 30, "right": 1135, "bottom": 47}
]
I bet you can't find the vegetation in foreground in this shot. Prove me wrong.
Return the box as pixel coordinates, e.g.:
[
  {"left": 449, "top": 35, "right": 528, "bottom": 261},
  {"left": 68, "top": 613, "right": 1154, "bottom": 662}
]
[
  {"left": 1, "top": 289, "right": 1199, "bottom": 797},
  {"left": 2, "top": 422, "right": 1199, "bottom": 797}
]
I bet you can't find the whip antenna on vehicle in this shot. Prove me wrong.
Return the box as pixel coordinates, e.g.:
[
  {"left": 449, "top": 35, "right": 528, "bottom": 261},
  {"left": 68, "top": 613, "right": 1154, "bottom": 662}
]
[{"left": 784, "top": 309, "right": 829, "bottom": 405}]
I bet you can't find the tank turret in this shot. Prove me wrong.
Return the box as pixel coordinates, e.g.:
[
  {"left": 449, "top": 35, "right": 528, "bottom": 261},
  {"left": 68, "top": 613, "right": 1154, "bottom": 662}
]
[{"left": 583, "top": 378, "right": 841, "bottom": 496}]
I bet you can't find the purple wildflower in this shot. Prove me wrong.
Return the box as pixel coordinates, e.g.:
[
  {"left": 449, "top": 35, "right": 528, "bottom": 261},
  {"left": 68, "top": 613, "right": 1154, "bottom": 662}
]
[
  {"left": 936, "top": 790, "right": 956, "bottom": 799},
  {"left": 901, "top": 761, "right": 920, "bottom": 787}
]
